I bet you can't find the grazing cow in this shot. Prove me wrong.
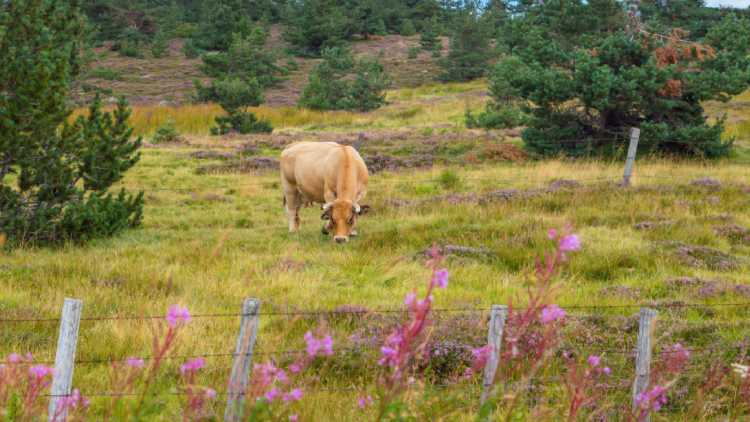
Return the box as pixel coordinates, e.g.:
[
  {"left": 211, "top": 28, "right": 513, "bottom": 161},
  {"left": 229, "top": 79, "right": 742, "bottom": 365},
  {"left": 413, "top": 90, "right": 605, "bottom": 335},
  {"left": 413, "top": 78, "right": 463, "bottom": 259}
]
[{"left": 280, "top": 142, "right": 370, "bottom": 243}]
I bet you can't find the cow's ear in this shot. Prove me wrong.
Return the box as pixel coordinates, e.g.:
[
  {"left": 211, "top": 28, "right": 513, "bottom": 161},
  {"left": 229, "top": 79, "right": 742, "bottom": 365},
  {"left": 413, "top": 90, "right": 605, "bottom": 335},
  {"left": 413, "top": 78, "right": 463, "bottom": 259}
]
[
  {"left": 321, "top": 204, "right": 332, "bottom": 220},
  {"left": 357, "top": 204, "right": 371, "bottom": 215}
]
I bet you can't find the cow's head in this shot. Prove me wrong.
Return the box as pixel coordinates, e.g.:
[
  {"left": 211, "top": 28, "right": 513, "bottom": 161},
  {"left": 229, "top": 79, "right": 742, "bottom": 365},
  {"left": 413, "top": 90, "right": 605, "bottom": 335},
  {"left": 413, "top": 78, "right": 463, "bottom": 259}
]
[{"left": 321, "top": 200, "right": 370, "bottom": 243}]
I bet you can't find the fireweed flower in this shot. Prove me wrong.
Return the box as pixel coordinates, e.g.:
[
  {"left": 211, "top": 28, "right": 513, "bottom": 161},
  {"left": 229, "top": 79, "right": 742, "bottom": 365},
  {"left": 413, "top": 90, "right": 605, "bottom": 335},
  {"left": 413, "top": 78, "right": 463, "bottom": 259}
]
[
  {"left": 57, "top": 389, "right": 90, "bottom": 411},
  {"left": 540, "top": 304, "right": 566, "bottom": 324},
  {"left": 289, "top": 414, "right": 299, "bottom": 422},
  {"left": 358, "top": 395, "right": 374, "bottom": 409},
  {"left": 304, "top": 332, "right": 335, "bottom": 358},
  {"left": 265, "top": 387, "right": 281, "bottom": 402},
  {"left": 283, "top": 388, "right": 303, "bottom": 402},
  {"left": 180, "top": 357, "right": 205, "bottom": 375},
  {"left": 433, "top": 269, "right": 449, "bottom": 289},
  {"left": 29, "top": 365, "right": 53, "bottom": 380},
  {"left": 559, "top": 234, "right": 581, "bottom": 252},
  {"left": 7, "top": 353, "right": 22, "bottom": 363},
  {"left": 126, "top": 357, "right": 145, "bottom": 368},
  {"left": 547, "top": 228, "right": 558, "bottom": 240},
  {"left": 636, "top": 385, "right": 668, "bottom": 412},
  {"left": 205, "top": 389, "right": 217, "bottom": 399},
  {"left": 166, "top": 305, "right": 191, "bottom": 327},
  {"left": 404, "top": 292, "right": 417, "bottom": 307},
  {"left": 587, "top": 355, "right": 601, "bottom": 367}
]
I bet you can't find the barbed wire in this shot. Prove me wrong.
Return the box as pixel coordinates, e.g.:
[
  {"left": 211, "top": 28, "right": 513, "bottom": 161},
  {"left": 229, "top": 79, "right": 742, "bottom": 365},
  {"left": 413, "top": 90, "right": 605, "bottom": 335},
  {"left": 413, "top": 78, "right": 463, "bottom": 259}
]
[{"left": 6, "top": 301, "right": 750, "bottom": 324}]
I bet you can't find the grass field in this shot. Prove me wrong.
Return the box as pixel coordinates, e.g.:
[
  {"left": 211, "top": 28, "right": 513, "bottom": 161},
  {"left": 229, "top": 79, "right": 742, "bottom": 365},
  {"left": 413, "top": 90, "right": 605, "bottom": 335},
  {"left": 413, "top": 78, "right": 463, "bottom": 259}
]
[{"left": 4, "top": 81, "right": 750, "bottom": 419}]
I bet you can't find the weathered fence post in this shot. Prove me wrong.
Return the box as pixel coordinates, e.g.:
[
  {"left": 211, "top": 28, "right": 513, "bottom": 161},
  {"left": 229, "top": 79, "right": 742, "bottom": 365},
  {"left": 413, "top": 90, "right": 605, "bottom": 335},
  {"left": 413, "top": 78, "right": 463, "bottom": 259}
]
[
  {"left": 224, "top": 298, "right": 260, "bottom": 422},
  {"left": 481, "top": 305, "right": 508, "bottom": 405},
  {"left": 48, "top": 298, "right": 83, "bottom": 422},
  {"left": 631, "top": 307, "right": 658, "bottom": 420},
  {"left": 622, "top": 127, "right": 641, "bottom": 187}
]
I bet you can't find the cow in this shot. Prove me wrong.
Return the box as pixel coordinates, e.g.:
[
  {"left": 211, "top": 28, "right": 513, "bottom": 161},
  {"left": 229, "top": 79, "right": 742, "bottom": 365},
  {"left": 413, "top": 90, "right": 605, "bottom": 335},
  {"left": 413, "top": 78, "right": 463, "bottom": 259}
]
[{"left": 280, "top": 142, "right": 370, "bottom": 243}]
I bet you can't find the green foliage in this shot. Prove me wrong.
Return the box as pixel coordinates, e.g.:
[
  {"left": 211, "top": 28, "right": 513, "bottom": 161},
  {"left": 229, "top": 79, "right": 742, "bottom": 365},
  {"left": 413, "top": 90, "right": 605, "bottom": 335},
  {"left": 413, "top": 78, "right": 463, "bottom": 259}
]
[
  {"left": 400, "top": 19, "right": 416, "bottom": 36},
  {"left": 211, "top": 110, "right": 273, "bottom": 135},
  {"left": 283, "top": 0, "right": 349, "bottom": 56},
  {"left": 491, "top": 9, "right": 750, "bottom": 158},
  {"left": 437, "top": 169, "right": 461, "bottom": 190},
  {"left": 151, "top": 120, "right": 182, "bottom": 144},
  {"left": 150, "top": 30, "right": 170, "bottom": 58},
  {"left": 187, "top": 0, "right": 254, "bottom": 52},
  {"left": 114, "top": 26, "right": 147, "bottom": 58},
  {"left": 1, "top": 1, "right": 143, "bottom": 246},
  {"left": 86, "top": 66, "right": 122, "bottom": 81},
  {"left": 465, "top": 105, "right": 528, "bottom": 129},
  {"left": 200, "top": 28, "right": 285, "bottom": 89},
  {"left": 349, "top": 0, "right": 387, "bottom": 39},
  {"left": 407, "top": 46, "right": 420, "bottom": 59},
  {"left": 438, "top": 11, "right": 491, "bottom": 82},
  {"left": 420, "top": 15, "right": 440, "bottom": 51},
  {"left": 299, "top": 47, "right": 390, "bottom": 111}
]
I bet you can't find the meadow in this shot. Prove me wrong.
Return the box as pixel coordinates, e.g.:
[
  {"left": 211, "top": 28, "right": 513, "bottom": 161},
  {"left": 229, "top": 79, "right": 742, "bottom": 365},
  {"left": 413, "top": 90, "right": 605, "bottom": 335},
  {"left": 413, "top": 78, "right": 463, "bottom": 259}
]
[{"left": 3, "top": 80, "right": 750, "bottom": 419}]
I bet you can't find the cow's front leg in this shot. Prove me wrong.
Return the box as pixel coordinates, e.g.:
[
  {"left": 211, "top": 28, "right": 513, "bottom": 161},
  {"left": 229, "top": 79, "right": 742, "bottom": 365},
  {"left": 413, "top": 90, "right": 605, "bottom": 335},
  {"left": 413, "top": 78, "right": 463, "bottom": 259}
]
[{"left": 283, "top": 186, "right": 301, "bottom": 233}]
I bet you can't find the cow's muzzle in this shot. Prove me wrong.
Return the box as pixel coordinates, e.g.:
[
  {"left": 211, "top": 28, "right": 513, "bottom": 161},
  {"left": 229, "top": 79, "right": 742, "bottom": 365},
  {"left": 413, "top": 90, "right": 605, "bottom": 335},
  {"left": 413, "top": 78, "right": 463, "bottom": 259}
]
[{"left": 334, "top": 236, "right": 348, "bottom": 244}]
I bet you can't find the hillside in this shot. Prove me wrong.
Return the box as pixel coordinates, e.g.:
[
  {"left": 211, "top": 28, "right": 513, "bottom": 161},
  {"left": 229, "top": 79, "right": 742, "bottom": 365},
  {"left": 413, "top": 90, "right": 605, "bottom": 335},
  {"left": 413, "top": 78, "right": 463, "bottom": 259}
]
[{"left": 75, "top": 28, "right": 448, "bottom": 107}]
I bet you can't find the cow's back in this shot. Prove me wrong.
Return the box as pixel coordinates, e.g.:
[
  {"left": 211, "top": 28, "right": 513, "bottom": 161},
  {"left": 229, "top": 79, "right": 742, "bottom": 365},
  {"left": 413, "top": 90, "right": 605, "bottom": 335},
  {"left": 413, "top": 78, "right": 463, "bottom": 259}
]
[{"left": 280, "top": 142, "right": 341, "bottom": 202}]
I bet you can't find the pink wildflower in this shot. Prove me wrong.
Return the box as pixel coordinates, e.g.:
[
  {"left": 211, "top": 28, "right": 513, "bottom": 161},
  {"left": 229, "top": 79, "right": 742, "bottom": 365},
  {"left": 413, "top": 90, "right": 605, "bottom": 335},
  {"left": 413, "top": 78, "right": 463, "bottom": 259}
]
[
  {"left": 322, "top": 335, "right": 334, "bottom": 356},
  {"left": 289, "top": 363, "right": 302, "bottom": 374},
  {"left": 283, "top": 388, "right": 303, "bottom": 402},
  {"left": 180, "top": 357, "right": 205, "bottom": 375},
  {"left": 305, "top": 332, "right": 334, "bottom": 357},
  {"left": 126, "top": 357, "right": 145, "bottom": 369},
  {"left": 358, "top": 395, "right": 374, "bottom": 409},
  {"left": 28, "top": 365, "right": 53, "bottom": 379},
  {"left": 404, "top": 292, "right": 417, "bottom": 307},
  {"left": 205, "top": 389, "right": 217, "bottom": 399},
  {"left": 166, "top": 305, "right": 191, "bottom": 327},
  {"left": 7, "top": 353, "right": 22, "bottom": 363},
  {"left": 265, "top": 387, "right": 281, "bottom": 402},
  {"left": 559, "top": 235, "right": 581, "bottom": 252},
  {"left": 379, "top": 346, "right": 398, "bottom": 366},
  {"left": 547, "top": 228, "right": 558, "bottom": 240},
  {"left": 636, "top": 385, "right": 668, "bottom": 412},
  {"left": 540, "top": 304, "right": 566, "bottom": 324},
  {"left": 289, "top": 415, "right": 299, "bottom": 422},
  {"left": 433, "top": 269, "right": 449, "bottom": 289},
  {"left": 57, "top": 389, "right": 89, "bottom": 411},
  {"left": 587, "top": 355, "right": 601, "bottom": 367},
  {"left": 603, "top": 367, "right": 611, "bottom": 375}
]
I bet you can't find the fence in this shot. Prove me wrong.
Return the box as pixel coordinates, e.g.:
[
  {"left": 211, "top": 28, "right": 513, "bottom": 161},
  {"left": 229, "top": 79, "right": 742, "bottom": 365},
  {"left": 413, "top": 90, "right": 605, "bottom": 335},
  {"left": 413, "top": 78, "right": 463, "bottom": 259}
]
[
  {"left": 4, "top": 126, "right": 748, "bottom": 420},
  {"left": 5, "top": 295, "right": 750, "bottom": 421}
]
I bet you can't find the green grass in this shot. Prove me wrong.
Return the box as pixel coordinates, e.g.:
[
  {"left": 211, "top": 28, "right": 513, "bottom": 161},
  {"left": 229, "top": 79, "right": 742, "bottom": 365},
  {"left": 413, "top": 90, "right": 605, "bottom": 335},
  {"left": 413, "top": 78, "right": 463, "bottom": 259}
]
[{"left": 7, "top": 82, "right": 750, "bottom": 419}]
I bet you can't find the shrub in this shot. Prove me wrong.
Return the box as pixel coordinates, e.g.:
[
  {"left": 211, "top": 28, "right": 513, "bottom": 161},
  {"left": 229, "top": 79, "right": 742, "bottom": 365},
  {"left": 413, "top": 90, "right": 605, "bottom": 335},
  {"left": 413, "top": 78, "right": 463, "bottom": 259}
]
[
  {"left": 438, "top": 11, "right": 492, "bottom": 82},
  {"left": 114, "top": 27, "right": 146, "bottom": 58},
  {"left": 299, "top": 47, "right": 390, "bottom": 112},
  {"left": 211, "top": 111, "right": 273, "bottom": 135},
  {"left": 419, "top": 16, "right": 440, "bottom": 51},
  {"left": 86, "top": 66, "right": 122, "bottom": 81},
  {"left": 465, "top": 105, "right": 528, "bottom": 129},
  {"left": 151, "top": 120, "right": 182, "bottom": 144},
  {"left": 150, "top": 31, "right": 169, "bottom": 58},
  {"left": 437, "top": 169, "right": 461, "bottom": 190},
  {"left": 283, "top": 0, "right": 348, "bottom": 56},
  {"left": 407, "top": 46, "right": 420, "bottom": 59},
  {"left": 182, "top": 39, "right": 201, "bottom": 58},
  {"left": 400, "top": 19, "right": 416, "bottom": 36},
  {"left": 1, "top": 0, "right": 143, "bottom": 246}
]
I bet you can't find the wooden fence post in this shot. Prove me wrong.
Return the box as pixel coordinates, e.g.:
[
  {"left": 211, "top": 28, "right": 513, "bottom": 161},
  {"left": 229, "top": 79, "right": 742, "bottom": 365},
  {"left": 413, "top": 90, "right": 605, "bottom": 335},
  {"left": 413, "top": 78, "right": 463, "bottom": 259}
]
[
  {"left": 481, "top": 305, "right": 508, "bottom": 405},
  {"left": 224, "top": 298, "right": 260, "bottom": 422},
  {"left": 48, "top": 298, "right": 83, "bottom": 422},
  {"left": 631, "top": 307, "right": 658, "bottom": 420},
  {"left": 622, "top": 127, "right": 641, "bottom": 187}
]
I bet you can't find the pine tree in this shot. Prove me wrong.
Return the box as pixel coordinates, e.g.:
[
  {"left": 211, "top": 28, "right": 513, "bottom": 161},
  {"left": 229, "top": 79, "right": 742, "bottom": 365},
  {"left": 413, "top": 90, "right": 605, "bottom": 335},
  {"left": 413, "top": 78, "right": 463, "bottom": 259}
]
[
  {"left": 438, "top": 10, "right": 491, "bottom": 82},
  {"left": 186, "top": 0, "right": 253, "bottom": 52},
  {"left": 283, "top": 0, "right": 349, "bottom": 56},
  {"left": 194, "top": 26, "right": 276, "bottom": 134},
  {"left": 299, "top": 47, "right": 390, "bottom": 111},
  {"left": 420, "top": 15, "right": 440, "bottom": 51},
  {"left": 489, "top": 9, "right": 750, "bottom": 158},
  {"left": 1, "top": 0, "right": 143, "bottom": 246}
]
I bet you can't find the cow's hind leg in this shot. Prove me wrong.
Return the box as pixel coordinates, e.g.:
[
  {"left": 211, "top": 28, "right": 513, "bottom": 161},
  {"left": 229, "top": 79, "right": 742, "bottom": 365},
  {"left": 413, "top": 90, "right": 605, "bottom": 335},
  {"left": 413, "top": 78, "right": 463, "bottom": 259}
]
[{"left": 282, "top": 181, "right": 301, "bottom": 233}]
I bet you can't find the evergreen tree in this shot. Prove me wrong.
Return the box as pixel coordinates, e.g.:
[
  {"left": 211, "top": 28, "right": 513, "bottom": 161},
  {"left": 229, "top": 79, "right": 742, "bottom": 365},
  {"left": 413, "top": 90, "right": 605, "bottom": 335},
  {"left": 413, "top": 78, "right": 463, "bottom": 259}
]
[
  {"left": 489, "top": 11, "right": 750, "bottom": 157},
  {"left": 186, "top": 0, "right": 253, "bottom": 52},
  {"left": 283, "top": 0, "right": 349, "bottom": 56},
  {"left": 400, "top": 19, "right": 417, "bottom": 36},
  {"left": 438, "top": 10, "right": 491, "bottom": 82},
  {"left": 194, "top": 26, "right": 276, "bottom": 134},
  {"left": 299, "top": 47, "right": 390, "bottom": 111},
  {"left": 420, "top": 15, "right": 440, "bottom": 51},
  {"left": 1, "top": 0, "right": 143, "bottom": 246},
  {"left": 349, "top": 0, "right": 386, "bottom": 39},
  {"left": 150, "top": 30, "right": 169, "bottom": 57}
]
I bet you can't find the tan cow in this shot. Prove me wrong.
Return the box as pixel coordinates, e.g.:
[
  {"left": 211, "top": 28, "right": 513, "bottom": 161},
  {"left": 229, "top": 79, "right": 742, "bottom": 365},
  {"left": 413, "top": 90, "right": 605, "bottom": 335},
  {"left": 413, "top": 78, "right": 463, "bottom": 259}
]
[{"left": 280, "top": 142, "right": 370, "bottom": 243}]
